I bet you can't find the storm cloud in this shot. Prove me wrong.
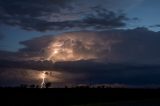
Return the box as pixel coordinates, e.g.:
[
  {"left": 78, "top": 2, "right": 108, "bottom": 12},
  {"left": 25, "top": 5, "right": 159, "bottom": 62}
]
[
  {"left": 1, "top": 27, "right": 160, "bottom": 86},
  {"left": 1, "top": 59, "right": 160, "bottom": 86},
  {"left": 13, "top": 27, "right": 160, "bottom": 64},
  {"left": 1, "top": 27, "right": 160, "bottom": 63},
  {"left": 0, "top": 0, "right": 130, "bottom": 31}
]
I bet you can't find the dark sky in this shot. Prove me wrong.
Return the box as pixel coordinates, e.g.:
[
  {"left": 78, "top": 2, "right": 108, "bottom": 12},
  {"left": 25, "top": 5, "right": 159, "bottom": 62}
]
[{"left": 0, "top": 0, "right": 160, "bottom": 87}]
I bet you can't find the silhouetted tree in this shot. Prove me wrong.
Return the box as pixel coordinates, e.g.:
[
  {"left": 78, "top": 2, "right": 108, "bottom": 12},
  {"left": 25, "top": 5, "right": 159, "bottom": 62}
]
[
  {"left": 45, "top": 82, "right": 52, "bottom": 88},
  {"left": 65, "top": 86, "right": 68, "bottom": 88},
  {"left": 36, "top": 85, "right": 40, "bottom": 88},
  {"left": 29, "top": 84, "right": 35, "bottom": 88},
  {"left": 20, "top": 84, "right": 28, "bottom": 88}
]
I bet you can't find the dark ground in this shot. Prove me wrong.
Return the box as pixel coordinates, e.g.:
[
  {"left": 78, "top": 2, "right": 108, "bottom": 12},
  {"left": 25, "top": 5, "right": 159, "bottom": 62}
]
[{"left": 1, "top": 88, "right": 160, "bottom": 106}]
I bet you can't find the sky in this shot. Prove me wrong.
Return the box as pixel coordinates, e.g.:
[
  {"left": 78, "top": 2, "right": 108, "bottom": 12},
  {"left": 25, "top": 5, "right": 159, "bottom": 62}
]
[{"left": 1, "top": 0, "right": 160, "bottom": 87}]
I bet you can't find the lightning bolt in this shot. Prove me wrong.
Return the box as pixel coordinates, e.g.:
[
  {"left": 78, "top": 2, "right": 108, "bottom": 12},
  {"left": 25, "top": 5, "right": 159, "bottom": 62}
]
[{"left": 41, "top": 71, "right": 46, "bottom": 88}]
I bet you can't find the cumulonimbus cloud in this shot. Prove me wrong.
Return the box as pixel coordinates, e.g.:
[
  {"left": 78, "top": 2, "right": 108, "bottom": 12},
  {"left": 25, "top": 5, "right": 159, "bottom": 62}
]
[
  {"left": 1, "top": 28, "right": 160, "bottom": 86},
  {"left": 45, "top": 31, "right": 121, "bottom": 62},
  {"left": 14, "top": 27, "right": 160, "bottom": 64}
]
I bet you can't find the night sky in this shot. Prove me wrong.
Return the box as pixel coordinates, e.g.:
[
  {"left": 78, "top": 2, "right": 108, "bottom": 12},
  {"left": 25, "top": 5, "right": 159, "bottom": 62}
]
[{"left": 1, "top": 0, "right": 160, "bottom": 87}]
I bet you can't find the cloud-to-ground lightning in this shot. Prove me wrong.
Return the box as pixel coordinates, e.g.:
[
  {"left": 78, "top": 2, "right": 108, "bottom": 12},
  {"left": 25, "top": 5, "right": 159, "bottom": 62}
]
[
  {"left": 36, "top": 32, "right": 120, "bottom": 88},
  {"left": 41, "top": 71, "right": 46, "bottom": 88}
]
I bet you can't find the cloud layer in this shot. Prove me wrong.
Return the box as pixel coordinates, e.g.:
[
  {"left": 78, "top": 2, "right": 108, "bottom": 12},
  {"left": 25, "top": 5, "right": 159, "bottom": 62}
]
[
  {"left": 45, "top": 32, "right": 121, "bottom": 61},
  {"left": 1, "top": 28, "right": 160, "bottom": 86},
  {"left": 14, "top": 27, "right": 160, "bottom": 64},
  {"left": 1, "top": 59, "right": 160, "bottom": 87},
  {"left": 0, "top": 0, "right": 130, "bottom": 31}
]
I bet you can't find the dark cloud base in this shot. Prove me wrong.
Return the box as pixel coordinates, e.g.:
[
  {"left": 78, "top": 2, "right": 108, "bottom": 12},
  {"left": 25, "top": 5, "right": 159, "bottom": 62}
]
[
  {"left": 1, "top": 59, "right": 160, "bottom": 86},
  {"left": 0, "top": 0, "right": 128, "bottom": 31}
]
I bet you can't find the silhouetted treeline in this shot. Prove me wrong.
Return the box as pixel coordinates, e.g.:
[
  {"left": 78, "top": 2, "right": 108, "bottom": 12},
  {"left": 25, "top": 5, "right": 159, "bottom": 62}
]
[
  {"left": 0, "top": 82, "right": 52, "bottom": 88},
  {"left": 0, "top": 84, "right": 134, "bottom": 89}
]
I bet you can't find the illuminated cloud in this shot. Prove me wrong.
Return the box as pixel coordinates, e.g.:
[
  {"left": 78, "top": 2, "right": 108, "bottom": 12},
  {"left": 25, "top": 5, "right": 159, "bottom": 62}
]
[
  {"left": 15, "top": 28, "right": 160, "bottom": 64},
  {"left": 18, "top": 35, "right": 54, "bottom": 60},
  {"left": 0, "top": 27, "right": 159, "bottom": 64},
  {"left": 1, "top": 28, "right": 160, "bottom": 86},
  {"left": 0, "top": 68, "right": 63, "bottom": 87},
  {"left": 1, "top": 59, "right": 160, "bottom": 87},
  {"left": 46, "top": 32, "right": 120, "bottom": 61}
]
